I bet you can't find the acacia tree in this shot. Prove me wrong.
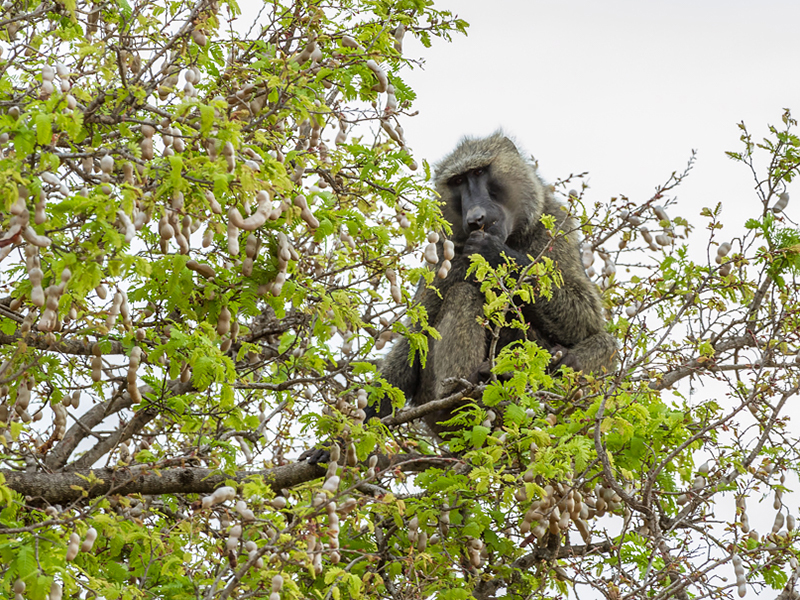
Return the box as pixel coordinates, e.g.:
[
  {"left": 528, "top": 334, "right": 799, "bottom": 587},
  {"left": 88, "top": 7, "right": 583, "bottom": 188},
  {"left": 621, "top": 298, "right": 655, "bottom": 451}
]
[{"left": 2, "top": 0, "right": 800, "bottom": 598}]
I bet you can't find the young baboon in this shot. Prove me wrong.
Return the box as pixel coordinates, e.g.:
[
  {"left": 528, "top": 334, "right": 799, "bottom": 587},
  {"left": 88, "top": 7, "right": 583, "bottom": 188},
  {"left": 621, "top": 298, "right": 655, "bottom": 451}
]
[{"left": 373, "top": 133, "right": 616, "bottom": 434}]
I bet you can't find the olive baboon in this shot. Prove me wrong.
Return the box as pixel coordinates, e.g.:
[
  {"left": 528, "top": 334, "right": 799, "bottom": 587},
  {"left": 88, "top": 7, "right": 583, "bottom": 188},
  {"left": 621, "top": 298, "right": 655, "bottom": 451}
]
[{"left": 371, "top": 133, "right": 616, "bottom": 434}]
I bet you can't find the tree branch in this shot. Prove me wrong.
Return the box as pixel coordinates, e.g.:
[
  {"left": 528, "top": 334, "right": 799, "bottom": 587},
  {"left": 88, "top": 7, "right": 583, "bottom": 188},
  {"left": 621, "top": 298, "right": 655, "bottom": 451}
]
[{"left": 2, "top": 460, "right": 326, "bottom": 506}]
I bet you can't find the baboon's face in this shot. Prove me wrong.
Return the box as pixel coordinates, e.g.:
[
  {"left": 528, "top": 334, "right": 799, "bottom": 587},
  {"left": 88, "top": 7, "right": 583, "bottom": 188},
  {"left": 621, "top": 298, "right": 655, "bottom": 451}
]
[{"left": 447, "top": 164, "right": 515, "bottom": 242}]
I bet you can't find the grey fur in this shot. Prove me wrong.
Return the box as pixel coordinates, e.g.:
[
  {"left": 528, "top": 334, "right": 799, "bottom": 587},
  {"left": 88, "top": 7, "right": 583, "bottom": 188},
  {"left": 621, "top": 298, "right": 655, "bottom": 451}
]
[{"left": 375, "top": 133, "right": 616, "bottom": 434}]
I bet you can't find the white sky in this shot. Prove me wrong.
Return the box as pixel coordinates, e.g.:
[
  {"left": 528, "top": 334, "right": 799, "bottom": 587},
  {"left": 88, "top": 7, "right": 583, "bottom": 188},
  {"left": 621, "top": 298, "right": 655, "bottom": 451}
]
[{"left": 402, "top": 0, "right": 800, "bottom": 223}]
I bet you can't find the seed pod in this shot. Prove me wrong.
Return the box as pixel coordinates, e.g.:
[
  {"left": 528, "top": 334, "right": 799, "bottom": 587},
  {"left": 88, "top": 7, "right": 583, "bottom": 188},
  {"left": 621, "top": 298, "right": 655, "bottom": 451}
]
[
  {"left": 772, "top": 192, "right": 789, "bottom": 213},
  {"left": 437, "top": 259, "right": 451, "bottom": 279},
  {"left": 655, "top": 233, "right": 671, "bottom": 246},
  {"left": 341, "top": 35, "right": 360, "bottom": 49},
  {"left": 204, "top": 190, "right": 222, "bottom": 214},
  {"left": 81, "top": 527, "right": 97, "bottom": 552},
  {"left": 443, "top": 239, "right": 455, "bottom": 261},
  {"left": 393, "top": 23, "right": 405, "bottom": 52},
  {"left": 217, "top": 306, "right": 231, "bottom": 336},
  {"left": 227, "top": 222, "right": 240, "bottom": 255},
  {"left": 653, "top": 205, "right": 669, "bottom": 222},
  {"left": 23, "top": 227, "right": 51, "bottom": 247},
  {"left": 423, "top": 243, "right": 438, "bottom": 265},
  {"left": 322, "top": 475, "right": 340, "bottom": 493},
  {"left": 100, "top": 154, "right": 114, "bottom": 174},
  {"left": 49, "top": 581, "right": 62, "bottom": 600},
  {"left": 772, "top": 511, "right": 784, "bottom": 533},
  {"left": 366, "top": 60, "right": 388, "bottom": 93},
  {"left": 117, "top": 211, "right": 135, "bottom": 243},
  {"left": 228, "top": 195, "right": 271, "bottom": 231},
  {"left": 66, "top": 532, "right": 80, "bottom": 561},
  {"left": 293, "top": 194, "right": 319, "bottom": 229},
  {"left": 581, "top": 248, "right": 594, "bottom": 269},
  {"left": 192, "top": 29, "right": 207, "bottom": 46},
  {"left": 186, "top": 260, "right": 216, "bottom": 279}
]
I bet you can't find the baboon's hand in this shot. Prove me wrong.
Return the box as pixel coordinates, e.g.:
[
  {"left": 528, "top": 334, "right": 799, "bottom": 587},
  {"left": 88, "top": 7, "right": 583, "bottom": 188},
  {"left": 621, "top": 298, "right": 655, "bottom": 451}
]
[
  {"left": 299, "top": 444, "right": 332, "bottom": 465},
  {"left": 467, "top": 359, "right": 514, "bottom": 385},
  {"left": 463, "top": 230, "right": 508, "bottom": 263},
  {"left": 549, "top": 344, "right": 583, "bottom": 372}
]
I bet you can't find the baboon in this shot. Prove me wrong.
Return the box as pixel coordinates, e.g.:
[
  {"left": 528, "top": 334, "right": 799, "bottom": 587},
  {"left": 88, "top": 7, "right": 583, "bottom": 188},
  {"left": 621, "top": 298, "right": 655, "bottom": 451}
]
[
  {"left": 370, "top": 133, "right": 616, "bottom": 434},
  {"left": 304, "top": 133, "right": 615, "bottom": 462}
]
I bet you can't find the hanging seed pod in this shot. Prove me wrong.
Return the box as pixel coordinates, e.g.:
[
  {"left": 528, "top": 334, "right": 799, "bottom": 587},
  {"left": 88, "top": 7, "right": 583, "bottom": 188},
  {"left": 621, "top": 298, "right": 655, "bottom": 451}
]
[
  {"left": 423, "top": 243, "right": 438, "bottom": 265},
  {"left": 772, "top": 192, "right": 790, "bottom": 213},
  {"left": 716, "top": 242, "right": 732, "bottom": 264},
  {"left": 227, "top": 221, "right": 240, "bottom": 255},
  {"left": 293, "top": 194, "right": 319, "bottom": 229},
  {"left": 222, "top": 141, "right": 235, "bottom": 172},
  {"left": 366, "top": 60, "right": 388, "bottom": 93},
  {"left": 217, "top": 306, "right": 231, "bottom": 336},
  {"left": 393, "top": 23, "right": 405, "bottom": 53}
]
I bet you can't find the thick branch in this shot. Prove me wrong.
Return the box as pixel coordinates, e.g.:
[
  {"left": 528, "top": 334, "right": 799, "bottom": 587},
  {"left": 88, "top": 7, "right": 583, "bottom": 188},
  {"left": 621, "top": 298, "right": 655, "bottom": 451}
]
[{"left": 2, "top": 461, "right": 326, "bottom": 506}]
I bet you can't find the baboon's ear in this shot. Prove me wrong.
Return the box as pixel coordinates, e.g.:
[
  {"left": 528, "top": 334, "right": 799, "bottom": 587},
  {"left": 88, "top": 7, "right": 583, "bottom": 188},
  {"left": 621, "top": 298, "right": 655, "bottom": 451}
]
[{"left": 500, "top": 136, "right": 519, "bottom": 154}]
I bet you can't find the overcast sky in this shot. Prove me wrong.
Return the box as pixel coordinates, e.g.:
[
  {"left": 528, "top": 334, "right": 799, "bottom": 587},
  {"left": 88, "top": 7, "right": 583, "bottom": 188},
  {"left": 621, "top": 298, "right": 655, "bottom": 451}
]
[{"left": 402, "top": 0, "right": 800, "bottom": 226}]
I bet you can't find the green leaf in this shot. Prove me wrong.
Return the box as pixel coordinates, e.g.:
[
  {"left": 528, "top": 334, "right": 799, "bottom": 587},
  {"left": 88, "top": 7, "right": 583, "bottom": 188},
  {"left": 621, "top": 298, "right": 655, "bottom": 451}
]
[{"left": 35, "top": 113, "right": 52, "bottom": 146}]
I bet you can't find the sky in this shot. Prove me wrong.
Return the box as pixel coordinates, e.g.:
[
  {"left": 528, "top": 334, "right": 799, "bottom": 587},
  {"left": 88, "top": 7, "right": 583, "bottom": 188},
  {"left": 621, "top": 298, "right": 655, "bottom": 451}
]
[{"left": 401, "top": 0, "right": 800, "bottom": 225}]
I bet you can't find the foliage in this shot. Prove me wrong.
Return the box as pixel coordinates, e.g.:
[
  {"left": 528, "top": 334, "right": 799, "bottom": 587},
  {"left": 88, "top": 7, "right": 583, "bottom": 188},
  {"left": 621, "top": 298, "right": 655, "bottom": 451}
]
[{"left": 1, "top": 0, "right": 800, "bottom": 599}]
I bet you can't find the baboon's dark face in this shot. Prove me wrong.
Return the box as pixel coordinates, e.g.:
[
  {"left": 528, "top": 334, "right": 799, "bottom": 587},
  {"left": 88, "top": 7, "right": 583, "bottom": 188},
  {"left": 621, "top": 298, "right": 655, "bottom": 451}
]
[{"left": 447, "top": 165, "right": 516, "bottom": 242}]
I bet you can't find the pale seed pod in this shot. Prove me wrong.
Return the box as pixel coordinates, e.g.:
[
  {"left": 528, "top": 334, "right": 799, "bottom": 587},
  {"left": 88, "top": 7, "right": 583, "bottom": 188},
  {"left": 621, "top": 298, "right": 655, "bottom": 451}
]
[
  {"left": 443, "top": 240, "right": 455, "bottom": 261},
  {"left": 204, "top": 190, "right": 222, "bottom": 214},
  {"left": 322, "top": 475, "right": 340, "bottom": 493},
  {"left": 49, "top": 581, "right": 62, "bottom": 600},
  {"left": 772, "top": 192, "right": 789, "bottom": 213},
  {"left": 423, "top": 243, "right": 438, "bottom": 265},
  {"left": 366, "top": 60, "right": 388, "bottom": 93},
  {"left": 341, "top": 35, "right": 360, "bottom": 49},
  {"left": 81, "top": 527, "right": 97, "bottom": 552},
  {"left": 227, "top": 222, "right": 240, "bottom": 255},
  {"left": 100, "top": 154, "right": 114, "bottom": 174},
  {"left": 202, "top": 227, "right": 214, "bottom": 248},
  {"left": 66, "top": 532, "right": 80, "bottom": 561},
  {"left": 581, "top": 248, "right": 594, "bottom": 269},
  {"left": 772, "top": 511, "right": 784, "bottom": 533},
  {"left": 393, "top": 23, "right": 405, "bottom": 53},
  {"left": 652, "top": 205, "right": 669, "bottom": 222}
]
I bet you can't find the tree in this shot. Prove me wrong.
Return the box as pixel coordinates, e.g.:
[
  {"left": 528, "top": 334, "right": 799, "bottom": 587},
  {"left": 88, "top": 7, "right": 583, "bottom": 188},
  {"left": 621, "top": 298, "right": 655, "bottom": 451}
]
[{"left": 1, "top": 0, "right": 800, "bottom": 597}]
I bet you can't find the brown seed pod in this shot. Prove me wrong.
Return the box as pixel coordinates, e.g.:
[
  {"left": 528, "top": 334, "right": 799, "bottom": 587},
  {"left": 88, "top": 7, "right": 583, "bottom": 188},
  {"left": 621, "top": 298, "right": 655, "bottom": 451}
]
[
  {"left": 186, "top": 260, "right": 216, "bottom": 279},
  {"left": 217, "top": 306, "right": 231, "bottom": 336}
]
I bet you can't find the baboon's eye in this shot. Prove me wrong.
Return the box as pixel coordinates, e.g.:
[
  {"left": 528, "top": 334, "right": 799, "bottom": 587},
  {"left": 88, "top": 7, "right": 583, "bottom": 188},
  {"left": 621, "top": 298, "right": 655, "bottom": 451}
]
[
  {"left": 450, "top": 175, "right": 464, "bottom": 186},
  {"left": 472, "top": 167, "right": 484, "bottom": 177}
]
